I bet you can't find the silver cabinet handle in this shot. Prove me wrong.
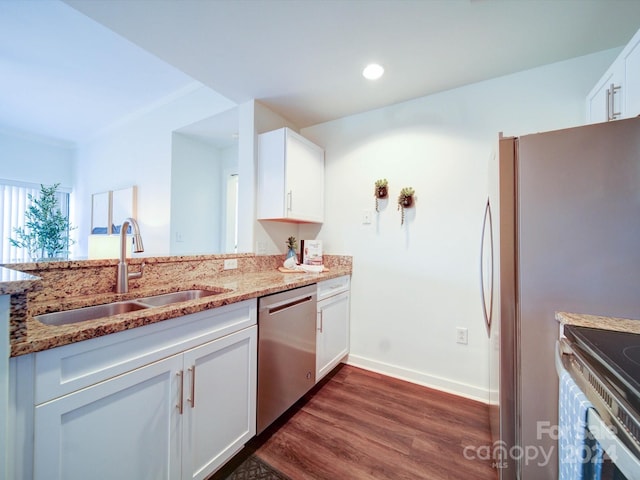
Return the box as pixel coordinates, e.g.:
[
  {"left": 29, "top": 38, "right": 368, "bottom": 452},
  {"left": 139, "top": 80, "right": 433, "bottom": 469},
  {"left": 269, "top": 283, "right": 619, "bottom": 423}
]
[
  {"left": 480, "top": 198, "right": 494, "bottom": 337},
  {"left": 188, "top": 366, "right": 196, "bottom": 408},
  {"left": 610, "top": 83, "right": 622, "bottom": 120},
  {"left": 317, "top": 310, "right": 323, "bottom": 332},
  {"left": 607, "top": 83, "right": 622, "bottom": 121},
  {"left": 176, "top": 370, "right": 184, "bottom": 415},
  {"left": 287, "top": 190, "right": 293, "bottom": 211}
]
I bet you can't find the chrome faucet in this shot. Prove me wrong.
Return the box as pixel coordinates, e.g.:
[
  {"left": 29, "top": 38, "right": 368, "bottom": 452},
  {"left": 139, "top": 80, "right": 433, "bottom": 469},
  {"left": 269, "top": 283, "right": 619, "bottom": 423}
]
[{"left": 116, "top": 217, "right": 144, "bottom": 293}]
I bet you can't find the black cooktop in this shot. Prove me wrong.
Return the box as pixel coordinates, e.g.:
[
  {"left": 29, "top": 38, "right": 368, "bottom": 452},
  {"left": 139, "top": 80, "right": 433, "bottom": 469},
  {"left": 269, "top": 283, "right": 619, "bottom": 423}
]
[{"left": 564, "top": 325, "right": 640, "bottom": 405}]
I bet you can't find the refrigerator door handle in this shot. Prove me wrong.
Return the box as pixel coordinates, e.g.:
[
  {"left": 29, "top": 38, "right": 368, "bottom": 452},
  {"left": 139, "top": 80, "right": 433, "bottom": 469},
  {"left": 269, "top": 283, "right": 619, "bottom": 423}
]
[{"left": 480, "top": 197, "right": 494, "bottom": 336}]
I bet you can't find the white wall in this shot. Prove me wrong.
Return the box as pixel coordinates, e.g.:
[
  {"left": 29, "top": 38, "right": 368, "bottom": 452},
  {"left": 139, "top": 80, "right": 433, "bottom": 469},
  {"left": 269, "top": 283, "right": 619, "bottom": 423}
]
[
  {"left": 301, "top": 49, "right": 618, "bottom": 401},
  {"left": 74, "top": 84, "right": 235, "bottom": 257},
  {"left": 0, "top": 131, "right": 74, "bottom": 188}
]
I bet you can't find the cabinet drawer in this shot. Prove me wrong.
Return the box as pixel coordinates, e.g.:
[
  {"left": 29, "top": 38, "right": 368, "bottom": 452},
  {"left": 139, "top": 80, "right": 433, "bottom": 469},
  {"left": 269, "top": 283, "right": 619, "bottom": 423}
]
[
  {"left": 317, "top": 275, "right": 350, "bottom": 301},
  {"left": 34, "top": 299, "right": 257, "bottom": 404}
]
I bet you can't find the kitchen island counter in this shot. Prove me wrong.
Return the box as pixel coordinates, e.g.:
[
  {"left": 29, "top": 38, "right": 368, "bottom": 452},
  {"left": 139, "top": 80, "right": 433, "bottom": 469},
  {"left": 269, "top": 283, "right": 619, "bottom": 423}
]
[{"left": 2, "top": 255, "right": 351, "bottom": 357}]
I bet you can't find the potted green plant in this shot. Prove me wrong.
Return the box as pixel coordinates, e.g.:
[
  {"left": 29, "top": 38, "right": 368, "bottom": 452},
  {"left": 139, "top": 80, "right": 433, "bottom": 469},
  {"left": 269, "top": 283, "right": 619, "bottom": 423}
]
[
  {"left": 285, "top": 235, "right": 297, "bottom": 261},
  {"left": 374, "top": 178, "right": 388, "bottom": 212},
  {"left": 10, "top": 183, "right": 75, "bottom": 260},
  {"left": 397, "top": 187, "right": 415, "bottom": 225}
]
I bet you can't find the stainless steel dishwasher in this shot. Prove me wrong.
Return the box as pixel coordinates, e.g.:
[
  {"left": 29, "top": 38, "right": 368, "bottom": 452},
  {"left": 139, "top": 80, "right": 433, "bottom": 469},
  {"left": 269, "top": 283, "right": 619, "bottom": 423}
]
[{"left": 257, "top": 284, "right": 317, "bottom": 434}]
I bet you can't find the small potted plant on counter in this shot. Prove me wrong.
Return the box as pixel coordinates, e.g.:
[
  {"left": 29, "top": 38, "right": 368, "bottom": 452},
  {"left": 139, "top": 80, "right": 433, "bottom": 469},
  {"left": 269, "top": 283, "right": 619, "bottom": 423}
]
[
  {"left": 397, "top": 187, "right": 415, "bottom": 225},
  {"left": 285, "top": 236, "right": 298, "bottom": 263}
]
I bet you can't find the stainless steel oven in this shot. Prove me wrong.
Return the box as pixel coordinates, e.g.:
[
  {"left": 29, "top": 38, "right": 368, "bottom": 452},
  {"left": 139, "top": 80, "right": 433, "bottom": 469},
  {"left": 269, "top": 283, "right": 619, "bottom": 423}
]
[{"left": 557, "top": 325, "right": 640, "bottom": 479}]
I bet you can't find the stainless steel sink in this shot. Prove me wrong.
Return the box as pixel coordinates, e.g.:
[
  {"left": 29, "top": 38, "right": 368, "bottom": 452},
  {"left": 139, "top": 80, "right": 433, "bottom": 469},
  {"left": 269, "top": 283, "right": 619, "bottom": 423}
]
[
  {"left": 35, "top": 289, "right": 229, "bottom": 326},
  {"left": 35, "top": 301, "right": 149, "bottom": 326},
  {"left": 135, "top": 289, "right": 227, "bottom": 307}
]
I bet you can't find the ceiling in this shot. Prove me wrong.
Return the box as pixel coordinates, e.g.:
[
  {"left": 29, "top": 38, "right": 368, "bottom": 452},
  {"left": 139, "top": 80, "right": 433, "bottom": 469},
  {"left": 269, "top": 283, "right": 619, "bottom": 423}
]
[{"left": 2, "top": 0, "right": 640, "bottom": 145}]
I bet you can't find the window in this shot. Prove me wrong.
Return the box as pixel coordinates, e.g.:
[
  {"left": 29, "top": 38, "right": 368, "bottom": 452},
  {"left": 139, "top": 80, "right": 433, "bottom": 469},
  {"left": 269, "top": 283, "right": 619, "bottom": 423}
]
[{"left": 0, "top": 180, "right": 70, "bottom": 263}]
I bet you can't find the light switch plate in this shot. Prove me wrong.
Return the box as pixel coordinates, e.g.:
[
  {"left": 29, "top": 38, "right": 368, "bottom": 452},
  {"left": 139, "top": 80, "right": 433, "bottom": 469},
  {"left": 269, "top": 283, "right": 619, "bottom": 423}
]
[
  {"left": 362, "top": 210, "right": 372, "bottom": 224},
  {"left": 456, "top": 327, "right": 468, "bottom": 345}
]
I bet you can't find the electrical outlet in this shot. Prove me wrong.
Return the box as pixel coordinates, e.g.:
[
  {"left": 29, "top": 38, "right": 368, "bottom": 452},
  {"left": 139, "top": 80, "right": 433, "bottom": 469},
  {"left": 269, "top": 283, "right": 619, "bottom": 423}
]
[
  {"left": 223, "top": 259, "right": 238, "bottom": 270},
  {"left": 456, "top": 327, "right": 468, "bottom": 345}
]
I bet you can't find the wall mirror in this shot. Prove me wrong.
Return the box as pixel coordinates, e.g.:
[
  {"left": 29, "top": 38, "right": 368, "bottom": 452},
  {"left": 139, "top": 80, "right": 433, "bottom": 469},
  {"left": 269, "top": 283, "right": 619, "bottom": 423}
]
[
  {"left": 90, "top": 186, "right": 137, "bottom": 234},
  {"left": 0, "top": 4, "right": 256, "bottom": 262},
  {"left": 112, "top": 186, "right": 137, "bottom": 233},
  {"left": 170, "top": 107, "right": 239, "bottom": 255},
  {"left": 91, "top": 191, "right": 111, "bottom": 234}
]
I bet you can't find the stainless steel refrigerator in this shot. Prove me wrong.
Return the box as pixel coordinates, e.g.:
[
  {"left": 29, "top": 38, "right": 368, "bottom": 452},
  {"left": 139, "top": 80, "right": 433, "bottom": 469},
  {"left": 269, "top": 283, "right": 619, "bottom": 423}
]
[{"left": 481, "top": 116, "right": 640, "bottom": 479}]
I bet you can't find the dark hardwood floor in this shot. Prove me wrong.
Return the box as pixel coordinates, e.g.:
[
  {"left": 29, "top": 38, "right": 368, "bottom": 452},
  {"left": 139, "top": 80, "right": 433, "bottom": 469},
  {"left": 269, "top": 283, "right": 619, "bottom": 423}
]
[{"left": 214, "top": 364, "right": 497, "bottom": 480}]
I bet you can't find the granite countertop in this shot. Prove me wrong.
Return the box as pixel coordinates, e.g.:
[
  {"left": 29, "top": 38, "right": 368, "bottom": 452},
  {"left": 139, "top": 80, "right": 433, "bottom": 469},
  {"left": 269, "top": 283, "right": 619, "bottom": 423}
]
[
  {"left": 556, "top": 311, "right": 640, "bottom": 335},
  {"left": 6, "top": 264, "right": 351, "bottom": 357},
  {"left": 0, "top": 266, "right": 40, "bottom": 295}
]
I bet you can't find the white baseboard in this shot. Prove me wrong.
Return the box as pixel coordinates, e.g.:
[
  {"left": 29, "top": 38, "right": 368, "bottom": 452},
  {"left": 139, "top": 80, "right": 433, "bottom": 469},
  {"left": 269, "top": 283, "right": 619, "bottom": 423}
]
[{"left": 345, "top": 354, "right": 490, "bottom": 404}]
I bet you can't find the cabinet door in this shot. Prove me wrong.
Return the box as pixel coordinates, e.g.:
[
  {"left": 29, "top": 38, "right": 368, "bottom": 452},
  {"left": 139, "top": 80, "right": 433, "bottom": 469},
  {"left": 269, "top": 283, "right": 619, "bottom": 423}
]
[
  {"left": 586, "top": 65, "right": 623, "bottom": 123},
  {"left": 257, "top": 127, "right": 324, "bottom": 223},
  {"left": 34, "top": 354, "right": 183, "bottom": 480},
  {"left": 316, "top": 291, "right": 350, "bottom": 381},
  {"left": 623, "top": 31, "right": 640, "bottom": 118},
  {"left": 285, "top": 130, "right": 324, "bottom": 222},
  {"left": 181, "top": 326, "right": 257, "bottom": 480}
]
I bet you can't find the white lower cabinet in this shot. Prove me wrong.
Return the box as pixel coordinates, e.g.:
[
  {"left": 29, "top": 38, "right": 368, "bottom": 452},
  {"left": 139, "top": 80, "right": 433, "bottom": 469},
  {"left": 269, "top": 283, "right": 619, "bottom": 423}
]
[
  {"left": 182, "top": 327, "right": 256, "bottom": 480},
  {"left": 316, "top": 276, "right": 350, "bottom": 381},
  {"left": 34, "top": 354, "right": 183, "bottom": 480},
  {"left": 28, "top": 300, "right": 257, "bottom": 480}
]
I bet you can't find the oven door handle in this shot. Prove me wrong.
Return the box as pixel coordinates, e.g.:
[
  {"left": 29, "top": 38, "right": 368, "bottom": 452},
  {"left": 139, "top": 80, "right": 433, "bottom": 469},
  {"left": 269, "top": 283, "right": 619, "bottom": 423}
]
[
  {"left": 555, "top": 339, "right": 574, "bottom": 378},
  {"left": 587, "top": 407, "right": 640, "bottom": 479}
]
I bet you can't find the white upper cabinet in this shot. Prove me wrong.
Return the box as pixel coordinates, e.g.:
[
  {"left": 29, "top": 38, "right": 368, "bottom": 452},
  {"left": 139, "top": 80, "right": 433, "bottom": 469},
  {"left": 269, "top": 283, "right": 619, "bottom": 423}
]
[
  {"left": 623, "top": 31, "right": 640, "bottom": 117},
  {"left": 586, "top": 63, "right": 624, "bottom": 123},
  {"left": 586, "top": 28, "right": 640, "bottom": 123},
  {"left": 257, "top": 127, "right": 324, "bottom": 223}
]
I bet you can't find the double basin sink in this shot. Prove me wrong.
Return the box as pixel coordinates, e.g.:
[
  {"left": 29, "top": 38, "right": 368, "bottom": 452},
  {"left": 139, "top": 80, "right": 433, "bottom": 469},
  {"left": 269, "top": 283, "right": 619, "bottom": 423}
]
[{"left": 35, "top": 288, "right": 229, "bottom": 327}]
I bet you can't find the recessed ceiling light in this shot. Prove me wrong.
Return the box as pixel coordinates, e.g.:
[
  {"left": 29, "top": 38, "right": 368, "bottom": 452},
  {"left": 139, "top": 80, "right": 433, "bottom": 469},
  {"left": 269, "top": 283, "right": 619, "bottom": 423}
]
[{"left": 362, "top": 63, "right": 384, "bottom": 80}]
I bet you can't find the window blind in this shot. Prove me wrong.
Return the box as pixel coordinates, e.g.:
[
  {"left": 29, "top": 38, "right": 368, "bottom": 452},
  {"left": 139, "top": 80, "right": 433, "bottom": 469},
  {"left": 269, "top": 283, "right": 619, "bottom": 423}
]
[{"left": 0, "top": 181, "right": 70, "bottom": 263}]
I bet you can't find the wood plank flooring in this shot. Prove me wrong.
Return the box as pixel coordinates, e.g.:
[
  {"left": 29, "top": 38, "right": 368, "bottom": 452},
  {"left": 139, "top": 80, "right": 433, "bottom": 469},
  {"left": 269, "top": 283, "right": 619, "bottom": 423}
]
[{"left": 214, "top": 365, "right": 497, "bottom": 480}]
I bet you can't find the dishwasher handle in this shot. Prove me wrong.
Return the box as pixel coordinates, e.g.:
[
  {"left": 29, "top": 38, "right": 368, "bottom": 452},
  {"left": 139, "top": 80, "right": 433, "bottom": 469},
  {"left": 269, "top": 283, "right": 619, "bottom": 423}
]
[{"left": 261, "top": 293, "right": 315, "bottom": 315}]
